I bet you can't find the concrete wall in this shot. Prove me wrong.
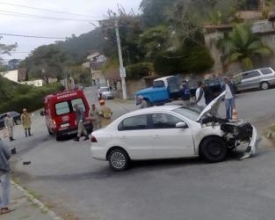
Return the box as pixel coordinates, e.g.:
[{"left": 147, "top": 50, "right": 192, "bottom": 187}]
[
  {"left": 205, "top": 20, "right": 275, "bottom": 75},
  {"left": 21, "top": 80, "right": 44, "bottom": 87}
]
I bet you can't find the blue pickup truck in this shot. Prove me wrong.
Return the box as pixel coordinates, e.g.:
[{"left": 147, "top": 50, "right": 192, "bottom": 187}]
[
  {"left": 135, "top": 75, "right": 224, "bottom": 106},
  {"left": 135, "top": 75, "right": 182, "bottom": 106}
]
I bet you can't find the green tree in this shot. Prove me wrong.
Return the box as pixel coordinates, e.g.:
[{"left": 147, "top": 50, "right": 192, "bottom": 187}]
[
  {"left": 138, "top": 25, "right": 169, "bottom": 60},
  {"left": 21, "top": 44, "right": 68, "bottom": 83},
  {"left": 0, "top": 37, "right": 17, "bottom": 65},
  {"left": 217, "top": 23, "right": 272, "bottom": 70},
  {"left": 139, "top": 0, "right": 178, "bottom": 27}
]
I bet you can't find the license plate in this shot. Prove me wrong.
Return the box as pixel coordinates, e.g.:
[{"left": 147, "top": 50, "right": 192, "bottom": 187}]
[{"left": 60, "top": 123, "right": 69, "bottom": 128}]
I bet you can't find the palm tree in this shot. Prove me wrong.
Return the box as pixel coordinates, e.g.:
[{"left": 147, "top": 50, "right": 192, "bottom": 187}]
[{"left": 217, "top": 23, "right": 272, "bottom": 70}]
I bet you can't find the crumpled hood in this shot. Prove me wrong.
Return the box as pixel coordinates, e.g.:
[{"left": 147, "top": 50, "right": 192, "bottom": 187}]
[{"left": 197, "top": 91, "right": 226, "bottom": 121}]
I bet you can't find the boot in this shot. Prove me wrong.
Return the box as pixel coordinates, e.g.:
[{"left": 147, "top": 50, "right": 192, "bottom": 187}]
[
  {"left": 74, "top": 137, "right": 80, "bottom": 142},
  {"left": 83, "top": 135, "right": 89, "bottom": 141},
  {"left": 9, "top": 137, "right": 14, "bottom": 142}
]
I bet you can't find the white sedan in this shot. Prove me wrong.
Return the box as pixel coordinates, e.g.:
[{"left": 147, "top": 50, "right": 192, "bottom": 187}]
[{"left": 90, "top": 92, "right": 257, "bottom": 171}]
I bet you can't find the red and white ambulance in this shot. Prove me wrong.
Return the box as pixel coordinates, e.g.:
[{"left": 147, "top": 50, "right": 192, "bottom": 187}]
[{"left": 42, "top": 89, "right": 93, "bottom": 140}]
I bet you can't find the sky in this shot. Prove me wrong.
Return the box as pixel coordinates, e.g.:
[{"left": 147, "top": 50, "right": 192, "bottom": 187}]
[{"left": 0, "top": 0, "right": 142, "bottom": 62}]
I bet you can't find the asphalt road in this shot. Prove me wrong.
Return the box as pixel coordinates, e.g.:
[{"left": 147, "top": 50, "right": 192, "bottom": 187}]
[{"left": 7, "top": 87, "right": 275, "bottom": 220}]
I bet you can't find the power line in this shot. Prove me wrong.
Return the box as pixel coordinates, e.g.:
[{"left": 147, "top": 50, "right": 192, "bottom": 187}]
[
  {"left": 0, "top": 1, "right": 98, "bottom": 18},
  {"left": 0, "top": 32, "right": 65, "bottom": 40},
  {"left": 0, "top": 10, "right": 99, "bottom": 22}
]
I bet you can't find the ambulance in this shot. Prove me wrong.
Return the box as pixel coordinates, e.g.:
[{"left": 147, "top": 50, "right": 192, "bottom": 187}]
[{"left": 41, "top": 89, "right": 93, "bottom": 140}]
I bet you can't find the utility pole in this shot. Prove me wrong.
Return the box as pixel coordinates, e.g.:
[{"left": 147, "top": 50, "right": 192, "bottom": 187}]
[{"left": 115, "top": 19, "right": 127, "bottom": 99}]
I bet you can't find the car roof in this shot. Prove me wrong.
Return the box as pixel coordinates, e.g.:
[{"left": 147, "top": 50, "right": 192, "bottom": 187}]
[
  {"left": 123, "top": 105, "right": 181, "bottom": 117},
  {"left": 234, "top": 67, "right": 273, "bottom": 76}
]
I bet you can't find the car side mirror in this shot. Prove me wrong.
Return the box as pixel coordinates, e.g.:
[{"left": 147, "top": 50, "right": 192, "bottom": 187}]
[
  {"left": 176, "top": 122, "right": 188, "bottom": 128},
  {"left": 40, "top": 110, "right": 45, "bottom": 116}
]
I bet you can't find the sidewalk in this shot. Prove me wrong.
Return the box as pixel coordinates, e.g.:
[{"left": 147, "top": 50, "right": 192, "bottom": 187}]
[{"left": 1, "top": 181, "right": 62, "bottom": 220}]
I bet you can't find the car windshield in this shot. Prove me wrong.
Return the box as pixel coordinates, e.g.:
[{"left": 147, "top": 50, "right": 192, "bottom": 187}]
[
  {"left": 173, "top": 107, "right": 201, "bottom": 122},
  {"left": 100, "top": 88, "right": 109, "bottom": 92}
]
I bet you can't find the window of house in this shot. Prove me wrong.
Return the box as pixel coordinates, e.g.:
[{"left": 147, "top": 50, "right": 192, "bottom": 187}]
[{"left": 118, "top": 115, "right": 148, "bottom": 131}]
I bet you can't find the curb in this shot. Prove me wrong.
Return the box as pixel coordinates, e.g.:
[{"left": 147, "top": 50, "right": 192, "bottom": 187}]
[{"left": 12, "top": 180, "right": 64, "bottom": 220}]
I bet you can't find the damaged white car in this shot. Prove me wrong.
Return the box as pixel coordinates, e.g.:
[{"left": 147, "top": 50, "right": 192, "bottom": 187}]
[{"left": 90, "top": 91, "right": 257, "bottom": 171}]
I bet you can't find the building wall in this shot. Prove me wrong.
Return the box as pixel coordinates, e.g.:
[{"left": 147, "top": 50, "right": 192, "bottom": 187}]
[
  {"left": 1, "top": 70, "right": 18, "bottom": 82},
  {"left": 20, "top": 80, "right": 44, "bottom": 87},
  {"left": 205, "top": 20, "right": 275, "bottom": 75}
]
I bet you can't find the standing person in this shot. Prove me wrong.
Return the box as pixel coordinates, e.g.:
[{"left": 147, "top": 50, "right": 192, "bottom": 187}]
[
  {"left": 223, "top": 77, "right": 235, "bottom": 120},
  {"left": 20, "top": 109, "right": 32, "bottom": 137},
  {"left": 90, "top": 104, "right": 102, "bottom": 130},
  {"left": 73, "top": 104, "right": 89, "bottom": 142},
  {"left": 4, "top": 113, "right": 14, "bottom": 142},
  {"left": 0, "top": 139, "right": 13, "bottom": 214},
  {"left": 97, "top": 88, "right": 102, "bottom": 101},
  {"left": 137, "top": 96, "right": 148, "bottom": 109},
  {"left": 98, "top": 99, "right": 113, "bottom": 127},
  {"left": 180, "top": 80, "right": 191, "bottom": 107},
  {"left": 195, "top": 81, "right": 206, "bottom": 110}
]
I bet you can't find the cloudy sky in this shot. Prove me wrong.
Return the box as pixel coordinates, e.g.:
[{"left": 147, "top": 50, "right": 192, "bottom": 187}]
[{"left": 0, "top": 0, "right": 142, "bottom": 61}]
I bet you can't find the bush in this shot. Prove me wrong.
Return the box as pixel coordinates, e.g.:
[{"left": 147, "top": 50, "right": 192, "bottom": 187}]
[
  {"left": 126, "top": 62, "right": 153, "bottom": 80},
  {"left": 0, "top": 83, "right": 63, "bottom": 113}
]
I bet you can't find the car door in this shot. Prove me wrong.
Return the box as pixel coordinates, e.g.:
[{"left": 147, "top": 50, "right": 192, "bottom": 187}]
[
  {"left": 150, "top": 113, "right": 194, "bottom": 159},
  {"left": 240, "top": 70, "right": 261, "bottom": 90},
  {"left": 117, "top": 114, "right": 154, "bottom": 160}
]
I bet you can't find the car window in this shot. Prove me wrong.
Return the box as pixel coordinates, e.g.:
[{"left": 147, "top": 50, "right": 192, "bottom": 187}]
[
  {"left": 261, "top": 68, "right": 273, "bottom": 75},
  {"left": 100, "top": 87, "right": 110, "bottom": 92},
  {"left": 118, "top": 115, "right": 148, "bottom": 131},
  {"left": 151, "top": 113, "right": 184, "bottom": 129},
  {"left": 242, "top": 71, "right": 260, "bottom": 79},
  {"left": 173, "top": 107, "right": 200, "bottom": 121},
  {"left": 71, "top": 98, "right": 86, "bottom": 111},
  {"left": 153, "top": 80, "right": 165, "bottom": 88},
  {"left": 55, "top": 102, "right": 70, "bottom": 115}
]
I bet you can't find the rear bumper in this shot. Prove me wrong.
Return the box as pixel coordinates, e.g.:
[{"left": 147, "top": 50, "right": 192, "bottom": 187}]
[
  {"left": 54, "top": 123, "right": 94, "bottom": 137},
  {"left": 91, "top": 145, "right": 108, "bottom": 161}
]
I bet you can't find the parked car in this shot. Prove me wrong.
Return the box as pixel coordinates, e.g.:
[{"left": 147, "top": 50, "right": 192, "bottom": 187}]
[
  {"left": 233, "top": 67, "right": 275, "bottom": 92},
  {"left": 90, "top": 91, "right": 257, "bottom": 171},
  {"left": 100, "top": 86, "right": 114, "bottom": 100},
  {"left": 0, "top": 111, "right": 21, "bottom": 129}
]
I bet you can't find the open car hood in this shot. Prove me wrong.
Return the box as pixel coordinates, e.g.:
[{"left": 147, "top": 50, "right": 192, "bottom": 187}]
[{"left": 197, "top": 91, "right": 226, "bottom": 121}]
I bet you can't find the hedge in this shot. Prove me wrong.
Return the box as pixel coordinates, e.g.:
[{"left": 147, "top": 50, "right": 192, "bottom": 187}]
[{"left": 0, "top": 83, "right": 63, "bottom": 113}]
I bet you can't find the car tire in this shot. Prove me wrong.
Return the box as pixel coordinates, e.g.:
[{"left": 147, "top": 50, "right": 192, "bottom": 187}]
[
  {"left": 144, "top": 99, "right": 153, "bottom": 107},
  {"left": 15, "top": 119, "right": 21, "bottom": 125},
  {"left": 48, "top": 128, "right": 54, "bottom": 135},
  {"left": 260, "top": 81, "right": 269, "bottom": 90},
  {"left": 55, "top": 132, "right": 61, "bottom": 141},
  {"left": 108, "top": 148, "right": 130, "bottom": 171},
  {"left": 200, "top": 137, "right": 227, "bottom": 163}
]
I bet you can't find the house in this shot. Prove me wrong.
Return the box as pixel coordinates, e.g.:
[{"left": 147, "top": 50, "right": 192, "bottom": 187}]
[
  {"left": 82, "top": 52, "right": 108, "bottom": 86},
  {"left": 0, "top": 68, "right": 27, "bottom": 83}
]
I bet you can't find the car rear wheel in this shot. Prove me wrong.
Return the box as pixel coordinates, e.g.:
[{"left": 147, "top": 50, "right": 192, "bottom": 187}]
[
  {"left": 15, "top": 119, "right": 21, "bottom": 125},
  {"left": 108, "top": 148, "right": 130, "bottom": 171},
  {"left": 260, "top": 81, "right": 269, "bottom": 90},
  {"left": 200, "top": 137, "right": 227, "bottom": 162}
]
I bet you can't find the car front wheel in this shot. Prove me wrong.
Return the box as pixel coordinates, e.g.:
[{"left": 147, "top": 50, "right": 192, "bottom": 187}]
[
  {"left": 108, "top": 148, "right": 130, "bottom": 171},
  {"left": 200, "top": 137, "right": 227, "bottom": 162}
]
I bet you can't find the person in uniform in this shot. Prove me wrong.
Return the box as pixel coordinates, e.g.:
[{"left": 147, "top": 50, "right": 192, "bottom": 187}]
[
  {"left": 90, "top": 104, "right": 102, "bottom": 130},
  {"left": 20, "top": 109, "right": 32, "bottom": 137},
  {"left": 4, "top": 113, "right": 15, "bottom": 142},
  {"left": 98, "top": 99, "right": 112, "bottom": 127}
]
